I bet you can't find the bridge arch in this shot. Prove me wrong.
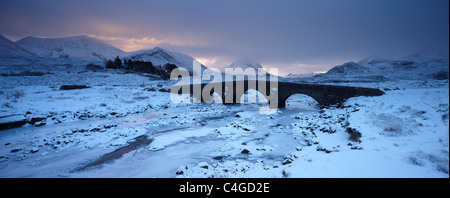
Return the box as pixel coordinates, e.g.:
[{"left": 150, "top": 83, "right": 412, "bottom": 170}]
[
  {"left": 199, "top": 88, "right": 224, "bottom": 104},
  {"left": 209, "top": 92, "right": 223, "bottom": 104},
  {"left": 239, "top": 89, "right": 269, "bottom": 104},
  {"left": 285, "top": 94, "right": 319, "bottom": 110}
]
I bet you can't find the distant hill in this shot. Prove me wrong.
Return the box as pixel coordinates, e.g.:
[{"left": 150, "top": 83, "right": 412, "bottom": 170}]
[{"left": 315, "top": 55, "right": 449, "bottom": 81}]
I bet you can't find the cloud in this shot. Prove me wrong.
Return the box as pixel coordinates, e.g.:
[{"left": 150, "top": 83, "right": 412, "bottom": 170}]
[{"left": 85, "top": 34, "right": 168, "bottom": 52}]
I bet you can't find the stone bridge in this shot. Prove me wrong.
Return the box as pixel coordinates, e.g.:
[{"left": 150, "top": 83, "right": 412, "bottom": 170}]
[{"left": 171, "top": 80, "right": 384, "bottom": 109}]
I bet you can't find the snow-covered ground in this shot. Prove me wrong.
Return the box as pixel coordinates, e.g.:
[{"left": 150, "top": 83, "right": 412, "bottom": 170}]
[
  {"left": 0, "top": 76, "right": 447, "bottom": 177},
  {"left": 0, "top": 53, "right": 448, "bottom": 178}
]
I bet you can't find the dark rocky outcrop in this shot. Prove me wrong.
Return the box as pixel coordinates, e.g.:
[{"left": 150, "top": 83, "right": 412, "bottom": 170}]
[{"left": 60, "top": 85, "right": 91, "bottom": 90}]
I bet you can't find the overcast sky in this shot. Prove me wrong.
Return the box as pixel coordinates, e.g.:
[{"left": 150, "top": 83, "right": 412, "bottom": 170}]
[{"left": 1, "top": 0, "right": 448, "bottom": 75}]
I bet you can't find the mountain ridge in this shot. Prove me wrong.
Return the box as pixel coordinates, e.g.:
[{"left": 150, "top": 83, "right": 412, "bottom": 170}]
[{"left": 0, "top": 34, "right": 36, "bottom": 57}]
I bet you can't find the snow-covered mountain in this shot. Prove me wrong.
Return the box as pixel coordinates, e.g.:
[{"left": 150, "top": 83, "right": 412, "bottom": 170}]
[
  {"left": 1, "top": 34, "right": 208, "bottom": 73},
  {"left": 15, "top": 35, "right": 126, "bottom": 61},
  {"left": 325, "top": 62, "right": 369, "bottom": 75},
  {"left": 226, "top": 59, "right": 263, "bottom": 70},
  {"left": 223, "top": 59, "right": 269, "bottom": 77},
  {"left": 219, "top": 58, "right": 278, "bottom": 81},
  {"left": 314, "top": 55, "right": 449, "bottom": 81},
  {"left": 126, "top": 47, "right": 205, "bottom": 72},
  {"left": 285, "top": 72, "right": 316, "bottom": 78},
  {"left": 0, "top": 34, "right": 35, "bottom": 57}
]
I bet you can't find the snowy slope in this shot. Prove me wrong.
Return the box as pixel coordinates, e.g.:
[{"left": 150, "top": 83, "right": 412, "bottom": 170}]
[
  {"left": 15, "top": 35, "right": 126, "bottom": 61},
  {"left": 126, "top": 47, "right": 205, "bottom": 72},
  {"left": 0, "top": 34, "right": 35, "bottom": 57}
]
